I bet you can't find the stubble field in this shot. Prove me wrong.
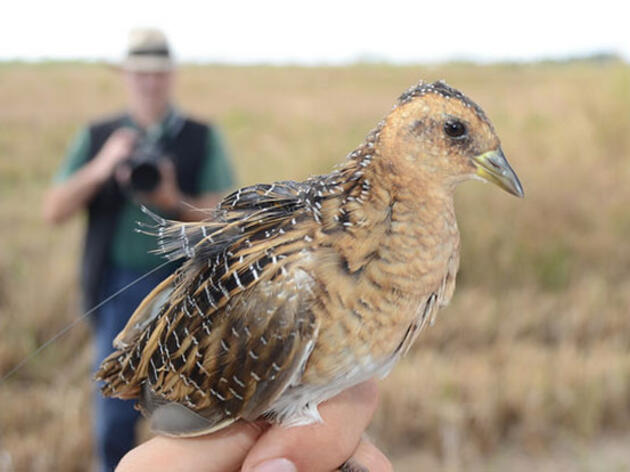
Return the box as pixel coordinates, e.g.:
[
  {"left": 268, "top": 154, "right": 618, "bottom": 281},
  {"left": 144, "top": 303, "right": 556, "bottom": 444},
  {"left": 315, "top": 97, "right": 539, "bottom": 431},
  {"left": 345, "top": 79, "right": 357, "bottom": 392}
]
[{"left": 1, "top": 61, "right": 630, "bottom": 470}]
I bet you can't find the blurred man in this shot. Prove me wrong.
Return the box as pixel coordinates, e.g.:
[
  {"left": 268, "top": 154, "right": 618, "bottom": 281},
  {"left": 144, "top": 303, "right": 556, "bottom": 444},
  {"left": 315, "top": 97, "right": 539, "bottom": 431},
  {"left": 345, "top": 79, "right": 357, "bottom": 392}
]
[{"left": 43, "top": 29, "right": 234, "bottom": 471}]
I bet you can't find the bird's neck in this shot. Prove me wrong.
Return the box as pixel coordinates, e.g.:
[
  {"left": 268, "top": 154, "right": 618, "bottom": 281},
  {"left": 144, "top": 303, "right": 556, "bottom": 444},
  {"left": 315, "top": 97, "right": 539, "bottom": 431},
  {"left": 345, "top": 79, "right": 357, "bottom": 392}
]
[
  {"left": 324, "top": 145, "right": 459, "bottom": 280},
  {"left": 340, "top": 135, "right": 458, "bottom": 230}
]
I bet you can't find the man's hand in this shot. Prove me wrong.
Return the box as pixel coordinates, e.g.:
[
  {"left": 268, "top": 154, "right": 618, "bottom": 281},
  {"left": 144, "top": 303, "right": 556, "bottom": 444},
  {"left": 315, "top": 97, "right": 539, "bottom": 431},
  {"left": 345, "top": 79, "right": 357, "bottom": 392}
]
[
  {"left": 43, "top": 128, "right": 138, "bottom": 224},
  {"left": 93, "top": 128, "right": 138, "bottom": 180},
  {"left": 116, "top": 380, "right": 393, "bottom": 472},
  {"left": 131, "top": 159, "right": 184, "bottom": 213}
]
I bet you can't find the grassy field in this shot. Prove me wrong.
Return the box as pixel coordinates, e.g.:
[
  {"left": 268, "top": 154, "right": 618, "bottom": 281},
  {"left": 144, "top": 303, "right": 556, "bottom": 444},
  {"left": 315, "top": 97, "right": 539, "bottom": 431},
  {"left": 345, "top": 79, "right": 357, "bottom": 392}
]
[{"left": 1, "top": 61, "right": 630, "bottom": 470}]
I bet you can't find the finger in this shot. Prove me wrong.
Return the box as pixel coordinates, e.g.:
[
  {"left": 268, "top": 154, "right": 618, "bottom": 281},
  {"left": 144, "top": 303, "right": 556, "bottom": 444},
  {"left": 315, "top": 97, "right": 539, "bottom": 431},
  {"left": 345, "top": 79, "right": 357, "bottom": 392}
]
[
  {"left": 108, "top": 128, "right": 137, "bottom": 152},
  {"left": 113, "top": 126, "right": 139, "bottom": 141},
  {"left": 241, "top": 380, "right": 380, "bottom": 472},
  {"left": 339, "top": 436, "right": 393, "bottom": 472},
  {"left": 116, "top": 421, "right": 265, "bottom": 472},
  {"left": 114, "top": 164, "right": 131, "bottom": 185},
  {"left": 157, "top": 158, "right": 177, "bottom": 182}
]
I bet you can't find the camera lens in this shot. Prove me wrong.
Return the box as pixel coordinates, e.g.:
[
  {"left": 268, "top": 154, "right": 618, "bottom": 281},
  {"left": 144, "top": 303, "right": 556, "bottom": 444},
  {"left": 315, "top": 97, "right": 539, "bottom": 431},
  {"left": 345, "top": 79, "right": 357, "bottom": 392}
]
[{"left": 130, "top": 162, "right": 161, "bottom": 192}]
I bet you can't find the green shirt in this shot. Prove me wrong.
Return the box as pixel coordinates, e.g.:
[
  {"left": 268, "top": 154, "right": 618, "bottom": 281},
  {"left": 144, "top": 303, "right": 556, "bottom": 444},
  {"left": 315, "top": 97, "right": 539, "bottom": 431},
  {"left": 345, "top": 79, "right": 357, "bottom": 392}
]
[{"left": 55, "top": 112, "right": 235, "bottom": 271}]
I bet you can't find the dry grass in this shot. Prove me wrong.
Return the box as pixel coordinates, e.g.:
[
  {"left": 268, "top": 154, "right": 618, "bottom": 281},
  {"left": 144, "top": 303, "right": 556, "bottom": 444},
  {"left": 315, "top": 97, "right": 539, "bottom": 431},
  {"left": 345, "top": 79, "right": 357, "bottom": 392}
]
[{"left": 1, "top": 61, "right": 630, "bottom": 470}]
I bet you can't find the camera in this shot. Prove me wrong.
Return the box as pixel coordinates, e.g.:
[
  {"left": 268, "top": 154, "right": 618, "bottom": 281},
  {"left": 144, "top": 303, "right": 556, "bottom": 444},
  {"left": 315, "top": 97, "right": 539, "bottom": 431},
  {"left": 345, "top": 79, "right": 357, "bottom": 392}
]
[{"left": 126, "top": 139, "right": 164, "bottom": 192}]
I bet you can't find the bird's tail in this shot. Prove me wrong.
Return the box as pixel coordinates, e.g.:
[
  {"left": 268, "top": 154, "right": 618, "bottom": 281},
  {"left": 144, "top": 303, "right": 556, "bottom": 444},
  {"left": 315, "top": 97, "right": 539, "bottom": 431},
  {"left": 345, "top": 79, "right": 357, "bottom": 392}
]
[
  {"left": 96, "top": 274, "right": 179, "bottom": 401},
  {"left": 96, "top": 347, "right": 142, "bottom": 399}
]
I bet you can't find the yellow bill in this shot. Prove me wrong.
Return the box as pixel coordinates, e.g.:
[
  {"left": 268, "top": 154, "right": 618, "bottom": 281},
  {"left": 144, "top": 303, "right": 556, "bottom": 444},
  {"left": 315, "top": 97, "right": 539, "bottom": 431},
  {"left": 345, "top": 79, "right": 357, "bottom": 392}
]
[{"left": 472, "top": 148, "right": 524, "bottom": 198}]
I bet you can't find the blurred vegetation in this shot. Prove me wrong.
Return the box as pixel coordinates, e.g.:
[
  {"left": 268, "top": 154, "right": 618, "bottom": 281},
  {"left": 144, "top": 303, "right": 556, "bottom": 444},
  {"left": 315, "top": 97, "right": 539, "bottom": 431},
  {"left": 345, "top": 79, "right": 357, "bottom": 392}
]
[{"left": 1, "top": 61, "right": 630, "bottom": 470}]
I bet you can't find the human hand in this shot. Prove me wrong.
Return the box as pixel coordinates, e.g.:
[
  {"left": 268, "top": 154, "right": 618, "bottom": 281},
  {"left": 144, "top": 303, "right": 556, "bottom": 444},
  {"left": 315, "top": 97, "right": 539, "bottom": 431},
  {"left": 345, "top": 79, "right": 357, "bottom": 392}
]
[
  {"left": 132, "top": 159, "right": 184, "bottom": 213},
  {"left": 93, "top": 128, "right": 138, "bottom": 180},
  {"left": 116, "top": 380, "right": 393, "bottom": 472}
]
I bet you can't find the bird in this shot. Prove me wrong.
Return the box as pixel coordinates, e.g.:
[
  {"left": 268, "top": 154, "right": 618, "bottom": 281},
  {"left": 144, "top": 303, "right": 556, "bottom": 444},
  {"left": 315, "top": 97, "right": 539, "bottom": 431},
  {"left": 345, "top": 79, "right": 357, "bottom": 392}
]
[{"left": 96, "top": 80, "right": 523, "bottom": 438}]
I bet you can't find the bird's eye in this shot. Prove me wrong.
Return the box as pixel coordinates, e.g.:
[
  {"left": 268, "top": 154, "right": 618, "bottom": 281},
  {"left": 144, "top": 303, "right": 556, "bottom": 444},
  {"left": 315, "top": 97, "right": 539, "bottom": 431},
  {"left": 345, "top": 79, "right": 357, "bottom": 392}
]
[{"left": 444, "top": 120, "right": 467, "bottom": 139}]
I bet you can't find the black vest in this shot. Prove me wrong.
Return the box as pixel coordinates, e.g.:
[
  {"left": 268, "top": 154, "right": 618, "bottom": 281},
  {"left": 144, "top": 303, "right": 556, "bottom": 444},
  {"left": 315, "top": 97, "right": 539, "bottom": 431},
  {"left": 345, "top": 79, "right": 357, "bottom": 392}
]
[{"left": 81, "top": 113, "right": 208, "bottom": 310}]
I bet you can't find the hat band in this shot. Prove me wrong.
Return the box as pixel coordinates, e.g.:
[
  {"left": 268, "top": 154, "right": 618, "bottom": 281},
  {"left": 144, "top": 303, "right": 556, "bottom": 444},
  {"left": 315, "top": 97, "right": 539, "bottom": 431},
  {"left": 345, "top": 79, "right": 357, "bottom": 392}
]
[{"left": 129, "top": 47, "right": 170, "bottom": 57}]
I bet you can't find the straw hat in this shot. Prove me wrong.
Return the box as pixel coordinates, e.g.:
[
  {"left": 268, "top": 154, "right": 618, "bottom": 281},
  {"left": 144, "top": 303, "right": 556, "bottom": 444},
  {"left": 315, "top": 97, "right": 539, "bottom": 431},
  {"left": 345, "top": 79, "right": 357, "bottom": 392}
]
[{"left": 121, "top": 28, "right": 174, "bottom": 72}]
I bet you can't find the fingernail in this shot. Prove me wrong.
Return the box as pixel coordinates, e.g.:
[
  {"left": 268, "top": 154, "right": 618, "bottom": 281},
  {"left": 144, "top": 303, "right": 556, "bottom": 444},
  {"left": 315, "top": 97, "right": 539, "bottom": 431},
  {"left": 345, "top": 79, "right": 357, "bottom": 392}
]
[{"left": 252, "top": 458, "right": 297, "bottom": 472}]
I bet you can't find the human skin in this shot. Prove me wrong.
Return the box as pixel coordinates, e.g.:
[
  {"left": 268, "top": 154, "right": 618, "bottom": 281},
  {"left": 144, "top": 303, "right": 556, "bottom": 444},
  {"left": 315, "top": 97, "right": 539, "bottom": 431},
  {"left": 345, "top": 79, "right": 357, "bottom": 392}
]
[{"left": 116, "top": 380, "right": 393, "bottom": 472}]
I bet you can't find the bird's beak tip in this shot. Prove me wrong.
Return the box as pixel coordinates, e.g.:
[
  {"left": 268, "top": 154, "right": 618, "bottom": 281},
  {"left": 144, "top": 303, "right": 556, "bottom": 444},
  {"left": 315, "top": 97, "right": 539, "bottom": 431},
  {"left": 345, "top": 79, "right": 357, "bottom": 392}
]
[
  {"left": 513, "top": 181, "right": 525, "bottom": 199},
  {"left": 472, "top": 148, "right": 524, "bottom": 198}
]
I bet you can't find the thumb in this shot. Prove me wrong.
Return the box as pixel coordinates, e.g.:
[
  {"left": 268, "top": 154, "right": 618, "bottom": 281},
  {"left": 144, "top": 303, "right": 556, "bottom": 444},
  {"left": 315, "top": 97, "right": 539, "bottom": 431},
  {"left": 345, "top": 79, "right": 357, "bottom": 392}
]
[
  {"left": 241, "top": 380, "right": 380, "bottom": 472},
  {"left": 158, "top": 158, "right": 176, "bottom": 180}
]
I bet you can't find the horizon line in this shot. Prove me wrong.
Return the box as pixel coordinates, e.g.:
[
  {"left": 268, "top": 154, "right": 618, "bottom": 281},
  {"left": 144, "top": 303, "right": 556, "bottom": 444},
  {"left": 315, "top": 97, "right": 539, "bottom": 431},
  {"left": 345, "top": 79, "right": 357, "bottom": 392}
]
[{"left": 0, "top": 51, "right": 624, "bottom": 68}]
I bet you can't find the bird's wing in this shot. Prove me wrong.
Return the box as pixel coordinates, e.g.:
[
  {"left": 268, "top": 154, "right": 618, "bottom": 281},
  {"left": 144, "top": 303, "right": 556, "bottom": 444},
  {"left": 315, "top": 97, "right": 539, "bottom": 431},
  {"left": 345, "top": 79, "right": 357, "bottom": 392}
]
[
  {"left": 113, "top": 275, "right": 175, "bottom": 350},
  {"left": 139, "top": 270, "right": 319, "bottom": 437},
  {"left": 97, "top": 181, "right": 322, "bottom": 436},
  {"left": 111, "top": 181, "right": 313, "bottom": 350}
]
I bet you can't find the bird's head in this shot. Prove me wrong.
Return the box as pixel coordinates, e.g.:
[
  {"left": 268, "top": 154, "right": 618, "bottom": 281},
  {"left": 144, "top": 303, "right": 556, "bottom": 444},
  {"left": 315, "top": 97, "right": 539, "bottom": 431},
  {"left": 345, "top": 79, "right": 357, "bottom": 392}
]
[{"left": 375, "top": 80, "right": 523, "bottom": 198}]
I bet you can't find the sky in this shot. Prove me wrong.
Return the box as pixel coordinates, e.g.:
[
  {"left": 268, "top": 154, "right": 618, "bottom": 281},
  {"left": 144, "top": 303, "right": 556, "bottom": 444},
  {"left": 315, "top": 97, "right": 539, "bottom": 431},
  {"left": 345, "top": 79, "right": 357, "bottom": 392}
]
[{"left": 0, "top": 1, "right": 626, "bottom": 64}]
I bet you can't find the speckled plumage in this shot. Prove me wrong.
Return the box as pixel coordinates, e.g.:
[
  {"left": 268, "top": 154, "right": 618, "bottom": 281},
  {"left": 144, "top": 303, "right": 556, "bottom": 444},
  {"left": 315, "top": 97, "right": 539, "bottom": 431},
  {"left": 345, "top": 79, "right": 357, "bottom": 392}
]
[{"left": 96, "top": 80, "right": 523, "bottom": 437}]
